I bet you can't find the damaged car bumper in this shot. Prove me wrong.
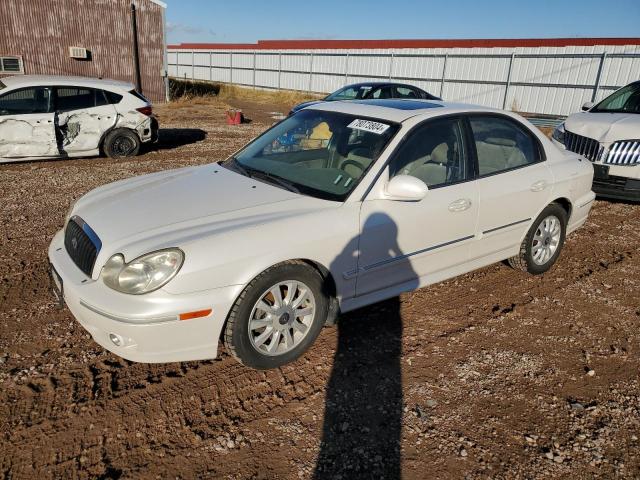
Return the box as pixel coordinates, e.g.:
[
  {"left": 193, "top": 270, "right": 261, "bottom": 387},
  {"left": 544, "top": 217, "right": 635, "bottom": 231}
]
[
  {"left": 48, "top": 230, "right": 240, "bottom": 363},
  {"left": 552, "top": 137, "right": 640, "bottom": 202}
]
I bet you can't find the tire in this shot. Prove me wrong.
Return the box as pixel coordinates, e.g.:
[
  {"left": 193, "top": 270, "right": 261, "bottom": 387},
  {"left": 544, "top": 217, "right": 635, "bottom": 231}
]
[
  {"left": 508, "top": 203, "right": 568, "bottom": 275},
  {"left": 102, "top": 128, "right": 141, "bottom": 159},
  {"left": 223, "top": 261, "right": 328, "bottom": 369}
]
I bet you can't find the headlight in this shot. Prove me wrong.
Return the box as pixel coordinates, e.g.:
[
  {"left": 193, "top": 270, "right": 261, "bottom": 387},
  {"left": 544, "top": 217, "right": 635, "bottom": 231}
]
[
  {"left": 102, "top": 249, "right": 184, "bottom": 294},
  {"left": 552, "top": 122, "right": 565, "bottom": 145},
  {"left": 64, "top": 204, "right": 75, "bottom": 226}
]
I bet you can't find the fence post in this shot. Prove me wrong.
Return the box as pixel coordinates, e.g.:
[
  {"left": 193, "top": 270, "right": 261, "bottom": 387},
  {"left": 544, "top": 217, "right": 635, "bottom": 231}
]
[
  {"left": 440, "top": 54, "right": 448, "bottom": 98},
  {"left": 592, "top": 52, "right": 607, "bottom": 102},
  {"left": 229, "top": 52, "right": 233, "bottom": 84},
  {"left": 388, "top": 52, "right": 394, "bottom": 80},
  {"left": 502, "top": 53, "right": 515, "bottom": 110},
  {"left": 253, "top": 50, "right": 257, "bottom": 89},
  {"left": 278, "top": 51, "right": 282, "bottom": 90},
  {"left": 345, "top": 53, "right": 349, "bottom": 84},
  {"left": 191, "top": 51, "right": 194, "bottom": 80},
  {"left": 209, "top": 51, "right": 212, "bottom": 82},
  {"left": 308, "top": 52, "right": 314, "bottom": 92}
]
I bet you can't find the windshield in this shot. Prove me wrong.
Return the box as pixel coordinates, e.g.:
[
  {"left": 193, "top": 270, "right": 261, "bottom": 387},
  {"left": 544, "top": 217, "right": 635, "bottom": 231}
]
[
  {"left": 325, "top": 85, "right": 375, "bottom": 101},
  {"left": 0, "top": 80, "right": 5, "bottom": 91},
  {"left": 592, "top": 83, "right": 640, "bottom": 114},
  {"left": 224, "top": 109, "right": 399, "bottom": 201}
]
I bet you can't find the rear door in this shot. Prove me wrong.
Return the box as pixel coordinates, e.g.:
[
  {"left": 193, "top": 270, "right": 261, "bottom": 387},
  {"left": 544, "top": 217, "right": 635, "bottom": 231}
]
[
  {"left": 468, "top": 114, "right": 553, "bottom": 259},
  {"left": 54, "top": 87, "right": 117, "bottom": 154},
  {"left": 0, "top": 86, "right": 58, "bottom": 158}
]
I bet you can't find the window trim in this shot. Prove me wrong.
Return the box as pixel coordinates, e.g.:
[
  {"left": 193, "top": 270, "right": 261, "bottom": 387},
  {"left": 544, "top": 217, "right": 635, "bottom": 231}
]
[
  {"left": 52, "top": 85, "right": 109, "bottom": 112},
  {"left": 464, "top": 112, "right": 547, "bottom": 180},
  {"left": 0, "top": 56, "right": 24, "bottom": 74}
]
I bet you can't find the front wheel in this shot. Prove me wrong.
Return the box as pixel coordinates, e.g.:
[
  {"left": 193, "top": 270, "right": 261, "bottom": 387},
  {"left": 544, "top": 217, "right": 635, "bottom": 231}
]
[
  {"left": 508, "top": 203, "right": 567, "bottom": 275},
  {"left": 223, "top": 261, "right": 328, "bottom": 369}
]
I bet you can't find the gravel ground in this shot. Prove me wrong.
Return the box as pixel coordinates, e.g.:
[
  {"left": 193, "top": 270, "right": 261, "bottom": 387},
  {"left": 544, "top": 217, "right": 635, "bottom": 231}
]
[{"left": 0, "top": 97, "right": 638, "bottom": 479}]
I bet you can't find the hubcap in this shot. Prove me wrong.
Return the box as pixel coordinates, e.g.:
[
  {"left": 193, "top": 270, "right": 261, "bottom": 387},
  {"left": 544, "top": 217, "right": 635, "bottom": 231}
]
[
  {"left": 248, "top": 280, "right": 316, "bottom": 356},
  {"left": 531, "top": 215, "right": 561, "bottom": 265}
]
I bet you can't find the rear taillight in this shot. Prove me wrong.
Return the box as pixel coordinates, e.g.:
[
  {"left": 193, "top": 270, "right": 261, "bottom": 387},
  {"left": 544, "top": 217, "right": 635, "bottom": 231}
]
[{"left": 136, "top": 105, "right": 153, "bottom": 116}]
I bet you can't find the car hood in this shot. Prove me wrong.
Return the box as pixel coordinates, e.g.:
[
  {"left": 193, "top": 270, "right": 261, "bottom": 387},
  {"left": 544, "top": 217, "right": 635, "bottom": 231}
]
[
  {"left": 565, "top": 112, "right": 640, "bottom": 144},
  {"left": 291, "top": 100, "right": 324, "bottom": 113},
  {"left": 71, "top": 164, "right": 333, "bottom": 259}
]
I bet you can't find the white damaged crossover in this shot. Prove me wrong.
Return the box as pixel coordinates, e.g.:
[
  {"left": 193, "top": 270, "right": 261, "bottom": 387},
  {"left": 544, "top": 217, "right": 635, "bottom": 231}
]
[
  {"left": 0, "top": 75, "right": 157, "bottom": 162},
  {"left": 551, "top": 80, "right": 640, "bottom": 201},
  {"left": 49, "top": 100, "right": 595, "bottom": 369}
]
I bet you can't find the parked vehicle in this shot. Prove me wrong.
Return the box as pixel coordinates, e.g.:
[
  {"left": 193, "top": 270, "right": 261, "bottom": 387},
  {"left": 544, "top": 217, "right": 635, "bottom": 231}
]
[
  {"left": 0, "top": 75, "right": 158, "bottom": 162},
  {"left": 289, "top": 82, "right": 441, "bottom": 115},
  {"left": 552, "top": 80, "right": 640, "bottom": 201},
  {"left": 49, "top": 99, "right": 595, "bottom": 369}
]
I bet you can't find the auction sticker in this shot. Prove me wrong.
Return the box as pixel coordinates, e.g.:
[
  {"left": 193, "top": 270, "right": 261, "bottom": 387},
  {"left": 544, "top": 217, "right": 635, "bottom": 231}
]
[{"left": 347, "top": 119, "right": 390, "bottom": 135}]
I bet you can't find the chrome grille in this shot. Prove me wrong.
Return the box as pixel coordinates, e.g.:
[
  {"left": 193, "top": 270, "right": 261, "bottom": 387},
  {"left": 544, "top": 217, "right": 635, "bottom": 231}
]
[
  {"left": 564, "top": 130, "right": 604, "bottom": 162},
  {"left": 603, "top": 140, "right": 640, "bottom": 165},
  {"left": 64, "top": 217, "right": 101, "bottom": 277}
]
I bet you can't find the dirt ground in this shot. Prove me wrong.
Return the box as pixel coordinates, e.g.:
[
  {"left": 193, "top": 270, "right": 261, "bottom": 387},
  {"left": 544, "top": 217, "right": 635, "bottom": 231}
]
[{"left": 0, "top": 96, "right": 639, "bottom": 480}]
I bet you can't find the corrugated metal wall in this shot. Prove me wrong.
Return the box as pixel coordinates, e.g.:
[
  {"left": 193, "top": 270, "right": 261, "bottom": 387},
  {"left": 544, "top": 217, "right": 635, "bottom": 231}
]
[
  {"left": 168, "top": 43, "right": 640, "bottom": 116},
  {"left": 0, "top": 0, "right": 166, "bottom": 103}
]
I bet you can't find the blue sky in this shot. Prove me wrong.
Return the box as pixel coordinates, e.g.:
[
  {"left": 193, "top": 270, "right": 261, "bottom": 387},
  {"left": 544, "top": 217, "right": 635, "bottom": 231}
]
[{"left": 165, "top": 0, "right": 640, "bottom": 44}]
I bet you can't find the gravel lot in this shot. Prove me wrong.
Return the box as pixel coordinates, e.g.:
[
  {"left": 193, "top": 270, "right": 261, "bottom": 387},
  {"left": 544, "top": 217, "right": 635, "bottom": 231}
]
[{"left": 0, "top": 97, "right": 638, "bottom": 479}]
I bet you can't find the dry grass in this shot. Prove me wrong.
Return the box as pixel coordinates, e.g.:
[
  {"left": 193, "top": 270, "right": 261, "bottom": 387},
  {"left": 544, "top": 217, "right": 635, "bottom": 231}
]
[{"left": 216, "top": 84, "right": 322, "bottom": 106}]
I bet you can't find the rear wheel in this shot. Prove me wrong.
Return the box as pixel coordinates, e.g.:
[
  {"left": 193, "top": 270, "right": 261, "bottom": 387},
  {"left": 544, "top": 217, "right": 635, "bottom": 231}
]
[
  {"left": 223, "top": 261, "right": 328, "bottom": 369},
  {"left": 508, "top": 203, "right": 567, "bottom": 275},
  {"left": 103, "top": 128, "right": 141, "bottom": 158}
]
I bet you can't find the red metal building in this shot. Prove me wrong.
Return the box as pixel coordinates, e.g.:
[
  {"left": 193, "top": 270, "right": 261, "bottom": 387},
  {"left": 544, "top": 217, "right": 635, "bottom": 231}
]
[{"left": 0, "top": 0, "right": 167, "bottom": 102}]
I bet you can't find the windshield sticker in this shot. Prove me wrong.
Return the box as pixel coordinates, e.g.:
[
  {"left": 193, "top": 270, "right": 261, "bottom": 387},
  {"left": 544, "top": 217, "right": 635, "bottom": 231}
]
[{"left": 347, "top": 119, "right": 390, "bottom": 135}]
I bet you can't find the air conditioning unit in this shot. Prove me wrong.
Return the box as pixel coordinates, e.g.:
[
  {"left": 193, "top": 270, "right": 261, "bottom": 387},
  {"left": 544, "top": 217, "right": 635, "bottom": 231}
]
[{"left": 69, "top": 47, "right": 89, "bottom": 59}]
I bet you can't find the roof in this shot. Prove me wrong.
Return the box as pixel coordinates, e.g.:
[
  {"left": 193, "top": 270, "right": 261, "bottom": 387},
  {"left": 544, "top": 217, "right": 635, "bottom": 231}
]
[
  {"left": 168, "top": 37, "right": 640, "bottom": 51},
  {"left": 307, "top": 99, "right": 491, "bottom": 123},
  {"left": 1, "top": 75, "right": 134, "bottom": 91}
]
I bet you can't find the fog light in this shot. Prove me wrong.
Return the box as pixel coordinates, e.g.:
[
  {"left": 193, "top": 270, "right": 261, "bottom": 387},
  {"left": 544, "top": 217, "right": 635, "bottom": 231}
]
[{"left": 109, "top": 333, "right": 124, "bottom": 346}]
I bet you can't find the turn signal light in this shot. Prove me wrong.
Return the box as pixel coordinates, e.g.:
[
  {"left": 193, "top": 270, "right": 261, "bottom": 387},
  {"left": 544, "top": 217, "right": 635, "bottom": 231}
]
[{"left": 179, "top": 309, "right": 212, "bottom": 321}]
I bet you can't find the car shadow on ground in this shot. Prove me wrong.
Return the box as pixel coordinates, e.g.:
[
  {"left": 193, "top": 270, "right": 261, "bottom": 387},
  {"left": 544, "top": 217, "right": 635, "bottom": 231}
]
[
  {"left": 146, "top": 128, "right": 207, "bottom": 152},
  {"left": 315, "top": 213, "right": 418, "bottom": 480}
]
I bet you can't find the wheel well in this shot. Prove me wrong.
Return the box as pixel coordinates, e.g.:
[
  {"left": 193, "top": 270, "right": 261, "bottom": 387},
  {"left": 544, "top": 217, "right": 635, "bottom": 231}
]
[{"left": 552, "top": 197, "right": 572, "bottom": 219}]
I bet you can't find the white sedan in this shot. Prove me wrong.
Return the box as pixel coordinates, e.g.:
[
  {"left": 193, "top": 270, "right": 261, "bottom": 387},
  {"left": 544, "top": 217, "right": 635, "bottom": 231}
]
[{"left": 49, "top": 99, "right": 595, "bottom": 369}]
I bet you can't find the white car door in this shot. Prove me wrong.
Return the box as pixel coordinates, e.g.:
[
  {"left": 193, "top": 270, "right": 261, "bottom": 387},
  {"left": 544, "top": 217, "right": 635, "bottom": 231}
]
[
  {"left": 356, "top": 117, "right": 479, "bottom": 297},
  {"left": 468, "top": 115, "right": 553, "bottom": 260},
  {"left": 54, "top": 86, "right": 118, "bottom": 154},
  {"left": 0, "top": 86, "right": 58, "bottom": 158}
]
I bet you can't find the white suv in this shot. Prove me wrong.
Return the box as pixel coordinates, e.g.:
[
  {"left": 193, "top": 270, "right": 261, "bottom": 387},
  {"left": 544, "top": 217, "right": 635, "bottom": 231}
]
[
  {"left": 552, "top": 81, "right": 640, "bottom": 201},
  {"left": 0, "top": 75, "right": 158, "bottom": 162}
]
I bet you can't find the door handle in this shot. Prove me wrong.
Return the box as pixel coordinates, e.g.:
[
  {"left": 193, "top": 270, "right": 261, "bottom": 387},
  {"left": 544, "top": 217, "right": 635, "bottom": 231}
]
[
  {"left": 530, "top": 180, "right": 548, "bottom": 192},
  {"left": 448, "top": 198, "right": 472, "bottom": 212}
]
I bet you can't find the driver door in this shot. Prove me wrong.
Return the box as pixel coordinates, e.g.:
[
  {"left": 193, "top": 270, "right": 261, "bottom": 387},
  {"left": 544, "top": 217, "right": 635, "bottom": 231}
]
[
  {"left": 0, "top": 86, "right": 58, "bottom": 158},
  {"left": 356, "top": 117, "right": 479, "bottom": 297}
]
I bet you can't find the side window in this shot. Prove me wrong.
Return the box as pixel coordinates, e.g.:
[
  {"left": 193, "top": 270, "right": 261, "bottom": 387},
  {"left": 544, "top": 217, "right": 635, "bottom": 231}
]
[
  {"left": 394, "top": 87, "right": 418, "bottom": 99},
  {"left": 55, "top": 87, "right": 97, "bottom": 111},
  {"left": 390, "top": 118, "right": 468, "bottom": 188},
  {"left": 469, "top": 116, "right": 541, "bottom": 176},
  {"left": 370, "top": 87, "right": 393, "bottom": 99},
  {"left": 104, "top": 90, "right": 123, "bottom": 104},
  {"left": 0, "top": 87, "right": 52, "bottom": 115}
]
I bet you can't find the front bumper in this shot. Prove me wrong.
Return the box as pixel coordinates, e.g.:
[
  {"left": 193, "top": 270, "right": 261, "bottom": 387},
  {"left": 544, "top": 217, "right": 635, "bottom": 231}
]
[
  {"left": 48, "top": 230, "right": 242, "bottom": 363},
  {"left": 552, "top": 138, "right": 640, "bottom": 202}
]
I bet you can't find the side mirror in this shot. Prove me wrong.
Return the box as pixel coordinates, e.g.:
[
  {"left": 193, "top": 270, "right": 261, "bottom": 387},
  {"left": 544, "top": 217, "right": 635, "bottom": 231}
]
[
  {"left": 385, "top": 175, "right": 428, "bottom": 201},
  {"left": 581, "top": 101, "right": 594, "bottom": 111}
]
